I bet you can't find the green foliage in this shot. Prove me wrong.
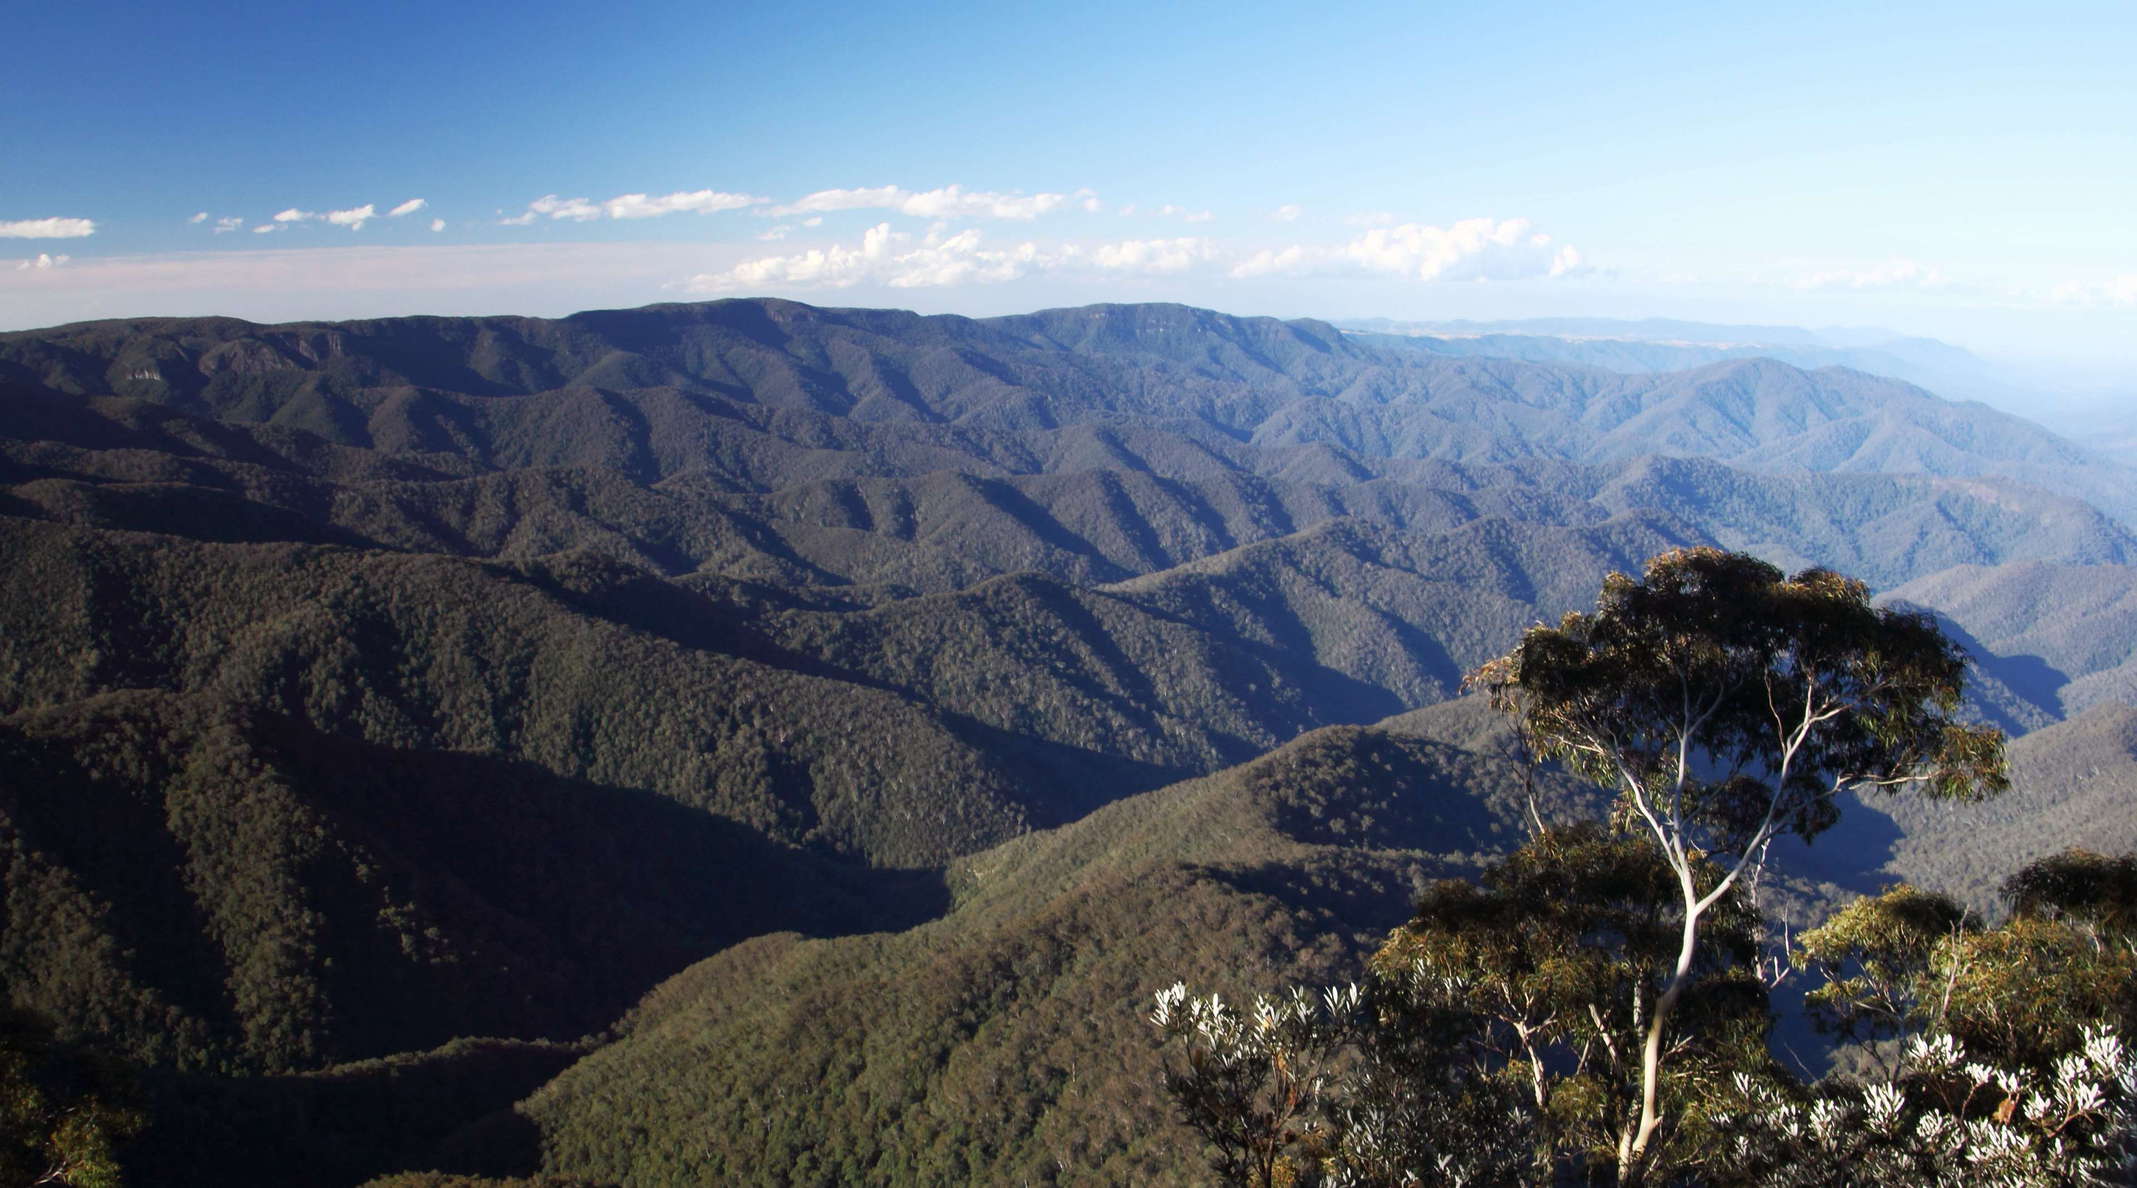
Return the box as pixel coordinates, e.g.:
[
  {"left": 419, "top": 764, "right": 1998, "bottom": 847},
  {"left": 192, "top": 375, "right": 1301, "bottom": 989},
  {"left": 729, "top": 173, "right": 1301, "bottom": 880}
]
[
  {"left": 1160, "top": 846, "right": 2137, "bottom": 1187},
  {"left": 1796, "top": 885, "right": 1977, "bottom": 1061},
  {"left": 2003, "top": 848, "right": 2137, "bottom": 936},
  {"left": 0, "top": 1008, "right": 141, "bottom": 1188},
  {"left": 1154, "top": 826, "right": 1774, "bottom": 1184},
  {"left": 1799, "top": 853, "right": 2137, "bottom": 1075},
  {"left": 499, "top": 727, "right": 1554, "bottom": 1186},
  {"left": 1705, "top": 1026, "right": 2137, "bottom": 1185},
  {"left": 1469, "top": 546, "right": 2009, "bottom": 1177},
  {"left": 1475, "top": 547, "right": 2006, "bottom": 858}
]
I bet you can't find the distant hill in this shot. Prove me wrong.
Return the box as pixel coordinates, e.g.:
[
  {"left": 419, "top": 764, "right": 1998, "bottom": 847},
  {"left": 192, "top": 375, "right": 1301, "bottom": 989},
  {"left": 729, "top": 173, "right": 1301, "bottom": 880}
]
[
  {"left": 1339, "top": 314, "right": 2036, "bottom": 415},
  {"left": 7, "top": 300, "right": 2132, "bottom": 521}
]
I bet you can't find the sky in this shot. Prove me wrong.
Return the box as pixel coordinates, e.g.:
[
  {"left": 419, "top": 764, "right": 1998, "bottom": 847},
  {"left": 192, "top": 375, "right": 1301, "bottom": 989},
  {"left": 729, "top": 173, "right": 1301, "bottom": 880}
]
[{"left": 4, "top": 0, "right": 2133, "bottom": 379}]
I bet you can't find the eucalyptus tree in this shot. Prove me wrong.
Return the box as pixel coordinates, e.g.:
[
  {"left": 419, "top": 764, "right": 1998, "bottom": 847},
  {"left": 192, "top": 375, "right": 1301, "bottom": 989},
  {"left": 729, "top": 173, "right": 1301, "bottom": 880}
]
[{"left": 1467, "top": 547, "right": 2008, "bottom": 1180}]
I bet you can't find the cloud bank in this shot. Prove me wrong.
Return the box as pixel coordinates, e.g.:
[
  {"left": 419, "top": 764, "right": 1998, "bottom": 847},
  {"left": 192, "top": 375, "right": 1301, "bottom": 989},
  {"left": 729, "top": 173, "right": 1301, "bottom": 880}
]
[
  {"left": 504, "top": 188, "right": 766, "bottom": 225},
  {"left": 768, "top": 185, "right": 1091, "bottom": 221},
  {"left": 684, "top": 224, "right": 1213, "bottom": 292},
  {"left": 688, "top": 215, "right": 1586, "bottom": 294},
  {"left": 0, "top": 217, "right": 97, "bottom": 239}
]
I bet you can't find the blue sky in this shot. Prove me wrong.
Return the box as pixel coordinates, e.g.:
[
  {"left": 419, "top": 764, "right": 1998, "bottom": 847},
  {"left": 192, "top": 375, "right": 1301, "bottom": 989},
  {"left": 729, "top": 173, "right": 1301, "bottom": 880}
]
[{"left": 4, "top": 0, "right": 2133, "bottom": 373}]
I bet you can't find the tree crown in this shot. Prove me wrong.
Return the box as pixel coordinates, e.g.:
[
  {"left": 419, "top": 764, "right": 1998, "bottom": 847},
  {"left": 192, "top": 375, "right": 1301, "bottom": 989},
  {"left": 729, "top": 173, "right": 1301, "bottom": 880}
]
[{"left": 1468, "top": 547, "right": 2006, "bottom": 856}]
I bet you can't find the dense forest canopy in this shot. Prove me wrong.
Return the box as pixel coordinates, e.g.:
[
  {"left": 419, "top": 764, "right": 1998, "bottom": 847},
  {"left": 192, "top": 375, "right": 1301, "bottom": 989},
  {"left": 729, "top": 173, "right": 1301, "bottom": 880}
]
[{"left": 0, "top": 298, "right": 2130, "bottom": 1184}]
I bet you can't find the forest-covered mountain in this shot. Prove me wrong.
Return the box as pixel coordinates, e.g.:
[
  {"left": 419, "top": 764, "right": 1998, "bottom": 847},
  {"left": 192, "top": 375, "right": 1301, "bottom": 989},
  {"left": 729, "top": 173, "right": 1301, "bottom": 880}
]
[{"left": 0, "top": 298, "right": 2127, "bottom": 1184}]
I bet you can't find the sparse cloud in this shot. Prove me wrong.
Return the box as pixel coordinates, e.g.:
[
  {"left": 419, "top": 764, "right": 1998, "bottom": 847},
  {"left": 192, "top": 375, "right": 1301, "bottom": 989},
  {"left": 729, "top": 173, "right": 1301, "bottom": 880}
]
[
  {"left": 605, "top": 189, "right": 763, "bottom": 219},
  {"left": 13, "top": 253, "right": 69, "bottom": 271},
  {"left": 768, "top": 185, "right": 1088, "bottom": 221},
  {"left": 0, "top": 217, "right": 97, "bottom": 239},
  {"left": 1344, "top": 211, "right": 1396, "bottom": 227},
  {"left": 1134, "top": 204, "right": 1213, "bottom": 223},
  {"left": 327, "top": 204, "right": 378, "bottom": 230},
  {"left": 188, "top": 212, "right": 208, "bottom": 225},
  {"left": 502, "top": 188, "right": 764, "bottom": 225},
  {"left": 1791, "top": 258, "right": 1944, "bottom": 291},
  {"left": 530, "top": 195, "right": 602, "bottom": 222},
  {"left": 429, "top": 217, "right": 446, "bottom": 232},
  {"left": 1271, "top": 204, "right": 1303, "bottom": 222},
  {"left": 1092, "top": 238, "right": 1212, "bottom": 273},
  {"left": 213, "top": 217, "right": 244, "bottom": 234},
  {"left": 689, "top": 222, "right": 1046, "bottom": 291},
  {"left": 685, "top": 214, "right": 1585, "bottom": 294},
  {"left": 1226, "top": 217, "right": 1584, "bottom": 282},
  {"left": 2049, "top": 274, "right": 2137, "bottom": 306},
  {"left": 685, "top": 224, "right": 1233, "bottom": 294},
  {"left": 1228, "top": 245, "right": 1314, "bottom": 279},
  {"left": 389, "top": 198, "right": 428, "bottom": 218},
  {"left": 1344, "top": 217, "right": 1582, "bottom": 281}
]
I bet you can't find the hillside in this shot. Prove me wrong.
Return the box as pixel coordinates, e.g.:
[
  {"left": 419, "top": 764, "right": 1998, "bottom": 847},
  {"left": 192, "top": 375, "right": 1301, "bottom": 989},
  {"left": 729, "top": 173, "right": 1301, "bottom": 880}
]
[
  {"left": 1887, "top": 562, "right": 2137, "bottom": 717},
  {"left": 0, "top": 297, "right": 2126, "bottom": 1183},
  {"left": 457, "top": 725, "right": 1601, "bottom": 1186}
]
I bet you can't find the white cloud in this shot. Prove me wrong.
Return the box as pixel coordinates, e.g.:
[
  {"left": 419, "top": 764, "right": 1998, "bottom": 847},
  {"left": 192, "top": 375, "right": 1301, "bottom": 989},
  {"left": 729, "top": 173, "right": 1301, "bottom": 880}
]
[
  {"left": 769, "top": 184, "right": 1081, "bottom": 221},
  {"left": 429, "top": 217, "right": 446, "bottom": 232},
  {"left": 1344, "top": 211, "right": 1396, "bottom": 227},
  {"left": 685, "top": 225, "right": 1233, "bottom": 294},
  {"left": 389, "top": 198, "right": 428, "bottom": 218},
  {"left": 528, "top": 194, "right": 603, "bottom": 222},
  {"left": 1271, "top": 204, "right": 1303, "bottom": 222},
  {"left": 1343, "top": 217, "right": 1582, "bottom": 281},
  {"left": 273, "top": 208, "right": 315, "bottom": 223},
  {"left": 13, "top": 253, "right": 69, "bottom": 271},
  {"left": 1082, "top": 194, "right": 1103, "bottom": 213},
  {"left": 2049, "top": 274, "right": 2137, "bottom": 306},
  {"left": 1221, "top": 217, "right": 1584, "bottom": 283},
  {"left": 689, "top": 222, "right": 1057, "bottom": 291},
  {"left": 1092, "top": 238, "right": 1212, "bottom": 274},
  {"left": 327, "top": 204, "right": 378, "bottom": 230},
  {"left": 503, "top": 188, "right": 765, "bottom": 225},
  {"left": 1229, "top": 245, "right": 1314, "bottom": 278},
  {"left": 1793, "top": 258, "right": 1944, "bottom": 291},
  {"left": 757, "top": 226, "right": 794, "bottom": 242},
  {"left": 605, "top": 189, "right": 764, "bottom": 219},
  {"left": 188, "top": 212, "right": 208, "bottom": 225},
  {"left": 1184, "top": 210, "right": 1213, "bottom": 224},
  {"left": 253, "top": 224, "right": 281, "bottom": 234},
  {"left": 802, "top": 216, "right": 822, "bottom": 227},
  {"left": 0, "top": 217, "right": 97, "bottom": 239},
  {"left": 213, "top": 217, "right": 244, "bottom": 234}
]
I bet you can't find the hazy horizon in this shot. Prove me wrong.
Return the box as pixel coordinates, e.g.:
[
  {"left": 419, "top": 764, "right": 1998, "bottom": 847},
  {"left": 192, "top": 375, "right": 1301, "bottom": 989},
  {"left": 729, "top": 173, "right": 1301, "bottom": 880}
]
[{"left": 6, "top": 0, "right": 2132, "bottom": 379}]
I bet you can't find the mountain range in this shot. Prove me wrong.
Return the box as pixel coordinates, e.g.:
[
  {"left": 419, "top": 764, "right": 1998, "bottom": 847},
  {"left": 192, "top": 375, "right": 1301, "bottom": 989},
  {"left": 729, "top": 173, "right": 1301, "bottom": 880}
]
[{"left": 0, "top": 298, "right": 2129, "bottom": 1184}]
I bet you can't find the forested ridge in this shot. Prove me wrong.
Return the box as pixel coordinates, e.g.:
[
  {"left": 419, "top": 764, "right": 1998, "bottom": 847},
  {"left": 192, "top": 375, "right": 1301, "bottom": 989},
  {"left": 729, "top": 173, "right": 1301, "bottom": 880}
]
[{"left": 0, "top": 298, "right": 2130, "bottom": 1184}]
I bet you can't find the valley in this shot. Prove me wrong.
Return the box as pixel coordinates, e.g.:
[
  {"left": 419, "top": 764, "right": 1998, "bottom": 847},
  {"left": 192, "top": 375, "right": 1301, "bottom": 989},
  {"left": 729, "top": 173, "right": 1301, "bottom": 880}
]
[{"left": 0, "top": 298, "right": 2131, "bottom": 1184}]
